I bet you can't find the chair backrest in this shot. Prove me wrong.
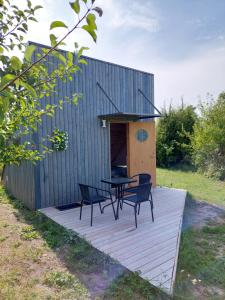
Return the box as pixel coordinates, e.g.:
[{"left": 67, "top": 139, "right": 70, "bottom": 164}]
[
  {"left": 79, "top": 184, "right": 91, "bottom": 202},
  {"left": 139, "top": 173, "right": 151, "bottom": 185},
  {"left": 136, "top": 183, "right": 152, "bottom": 203}
]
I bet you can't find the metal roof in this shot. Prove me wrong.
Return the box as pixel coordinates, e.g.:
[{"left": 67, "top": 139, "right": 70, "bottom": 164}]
[{"left": 98, "top": 112, "right": 161, "bottom": 122}]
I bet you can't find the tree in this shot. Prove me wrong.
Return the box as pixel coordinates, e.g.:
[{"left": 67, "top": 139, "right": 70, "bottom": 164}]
[
  {"left": 192, "top": 92, "right": 225, "bottom": 180},
  {"left": 0, "top": 0, "right": 102, "bottom": 175},
  {"left": 156, "top": 105, "right": 197, "bottom": 167}
]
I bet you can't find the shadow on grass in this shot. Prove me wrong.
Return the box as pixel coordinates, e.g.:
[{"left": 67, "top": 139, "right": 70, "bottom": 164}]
[
  {"left": 161, "top": 163, "right": 197, "bottom": 173},
  {"left": 0, "top": 187, "right": 168, "bottom": 300},
  {"left": 182, "top": 193, "right": 225, "bottom": 232}
]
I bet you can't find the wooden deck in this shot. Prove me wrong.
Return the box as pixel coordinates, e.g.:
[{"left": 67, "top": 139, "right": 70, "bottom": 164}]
[{"left": 40, "top": 187, "right": 186, "bottom": 295}]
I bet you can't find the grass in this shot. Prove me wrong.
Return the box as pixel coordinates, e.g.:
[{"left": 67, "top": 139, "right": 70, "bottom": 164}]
[
  {"left": 174, "top": 221, "right": 225, "bottom": 299},
  {"left": 157, "top": 165, "right": 225, "bottom": 207},
  {"left": 157, "top": 165, "right": 225, "bottom": 298}
]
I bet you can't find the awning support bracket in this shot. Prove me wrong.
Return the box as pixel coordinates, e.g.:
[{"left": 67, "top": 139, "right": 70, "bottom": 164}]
[
  {"left": 97, "top": 81, "right": 120, "bottom": 113},
  {"left": 138, "top": 89, "right": 162, "bottom": 115}
]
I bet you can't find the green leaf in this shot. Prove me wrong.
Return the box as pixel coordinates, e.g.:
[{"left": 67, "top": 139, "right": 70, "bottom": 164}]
[
  {"left": 86, "top": 13, "right": 97, "bottom": 30},
  {"left": 77, "top": 46, "right": 89, "bottom": 58},
  {"left": 17, "top": 27, "right": 26, "bottom": 33},
  {"left": 50, "top": 21, "right": 68, "bottom": 30},
  {"left": 34, "top": 5, "right": 43, "bottom": 10},
  {"left": 78, "top": 59, "right": 87, "bottom": 65},
  {"left": 50, "top": 34, "right": 57, "bottom": 47},
  {"left": 51, "top": 51, "right": 66, "bottom": 65},
  {"left": 18, "top": 79, "right": 37, "bottom": 97},
  {"left": 24, "top": 45, "right": 36, "bottom": 62},
  {"left": 22, "top": 23, "right": 28, "bottom": 31},
  {"left": 10, "top": 56, "right": 22, "bottom": 71},
  {"left": 29, "top": 16, "right": 38, "bottom": 22},
  {"left": 70, "top": 0, "right": 80, "bottom": 14},
  {"left": 93, "top": 6, "right": 103, "bottom": 17},
  {"left": 67, "top": 52, "right": 73, "bottom": 67},
  {"left": 0, "top": 46, "right": 3, "bottom": 54},
  {"left": 0, "top": 74, "right": 17, "bottom": 88},
  {"left": 82, "top": 25, "right": 97, "bottom": 42}
]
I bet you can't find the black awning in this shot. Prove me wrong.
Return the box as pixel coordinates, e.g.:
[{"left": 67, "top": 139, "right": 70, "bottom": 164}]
[{"left": 98, "top": 112, "right": 161, "bottom": 122}]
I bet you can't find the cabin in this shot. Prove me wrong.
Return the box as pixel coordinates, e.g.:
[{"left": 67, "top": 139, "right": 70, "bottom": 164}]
[{"left": 4, "top": 41, "right": 160, "bottom": 210}]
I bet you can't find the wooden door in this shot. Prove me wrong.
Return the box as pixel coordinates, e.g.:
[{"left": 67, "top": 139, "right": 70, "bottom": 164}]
[{"left": 127, "top": 121, "right": 156, "bottom": 186}]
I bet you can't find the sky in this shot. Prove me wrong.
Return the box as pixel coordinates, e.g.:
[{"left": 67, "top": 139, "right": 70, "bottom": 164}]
[{"left": 24, "top": 0, "right": 225, "bottom": 109}]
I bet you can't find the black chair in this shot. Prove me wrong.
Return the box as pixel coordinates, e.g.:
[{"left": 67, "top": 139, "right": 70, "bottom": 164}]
[
  {"left": 79, "top": 184, "right": 116, "bottom": 226},
  {"left": 123, "top": 173, "right": 153, "bottom": 206},
  {"left": 121, "top": 183, "right": 154, "bottom": 228}
]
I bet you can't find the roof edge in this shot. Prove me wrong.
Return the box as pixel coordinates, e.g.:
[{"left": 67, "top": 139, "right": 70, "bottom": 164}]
[{"left": 28, "top": 41, "right": 154, "bottom": 77}]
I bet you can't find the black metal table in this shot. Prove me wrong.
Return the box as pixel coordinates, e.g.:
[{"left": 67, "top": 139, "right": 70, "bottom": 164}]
[{"left": 101, "top": 177, "right": 137, "bottom": 219}]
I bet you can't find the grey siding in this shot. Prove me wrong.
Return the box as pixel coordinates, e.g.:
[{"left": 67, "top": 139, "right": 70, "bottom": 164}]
[
  {"left": 4, "top": 162, "right": 35, "bottom": 210},
  {"left": 37, "top": 49, "right": 154, "bottom": 208}
]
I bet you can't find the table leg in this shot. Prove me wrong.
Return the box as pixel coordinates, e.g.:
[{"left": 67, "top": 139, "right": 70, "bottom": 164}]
[{"left": 116, "top": 185, "right": 123, "bottom": 220}]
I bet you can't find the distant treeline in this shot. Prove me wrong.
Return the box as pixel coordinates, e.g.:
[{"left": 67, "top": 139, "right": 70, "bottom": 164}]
[{"left": 156, "top": 92, "right": 225, "bottom": 181}]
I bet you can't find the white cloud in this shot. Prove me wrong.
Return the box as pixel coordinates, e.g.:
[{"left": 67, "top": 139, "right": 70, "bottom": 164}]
[{"left": 98, "top": 0, "right": 159, "bottom": 33}]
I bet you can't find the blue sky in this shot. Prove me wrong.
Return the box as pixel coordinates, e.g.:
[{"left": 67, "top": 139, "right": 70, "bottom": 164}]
[{"left": 26, "top": 0, "right": 225, "bottom": 109}]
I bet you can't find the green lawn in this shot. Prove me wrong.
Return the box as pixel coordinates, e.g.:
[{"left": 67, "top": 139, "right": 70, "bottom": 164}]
[{"left": 157, "top": 166, "right": 225, "bottom": 207}]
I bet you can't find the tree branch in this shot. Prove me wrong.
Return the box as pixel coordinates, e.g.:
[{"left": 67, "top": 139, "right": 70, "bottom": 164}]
[
  {"left": 0, "top": 7, "right": 91, "bottom": 93},
  {"left": 2, "top": 13, "right": 32, "bottom": 39}
]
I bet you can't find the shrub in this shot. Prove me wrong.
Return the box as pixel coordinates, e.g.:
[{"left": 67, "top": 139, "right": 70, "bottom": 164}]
[
  {"left": 192, "top": 92, "right": 225, "bottom": 180},
  {"left": 156, "top": 105, "right": 197, "bottom": 167}
]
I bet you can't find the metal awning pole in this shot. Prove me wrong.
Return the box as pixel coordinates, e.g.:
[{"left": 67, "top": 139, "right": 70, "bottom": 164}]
[
  {"left": 97, "top": 82, "right": 120, "bottom": 113},
  {"left": 138, "top": 89, "right": 162, "bottom": 115}
]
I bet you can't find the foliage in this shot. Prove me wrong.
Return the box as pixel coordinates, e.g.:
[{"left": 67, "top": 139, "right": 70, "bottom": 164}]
[
  {"left": 156, "top": 105, "right": 197, "bottom": 167},
  {"left": 44, "top": 271, "right": 78, "bottom": 289},
  {"left": 0, "top": 0, "right": 103, "bottom": 168},
  {"left": 192, "top": 92, "right": 225, "bottom": 180},
  {"left": 20, "top": 225, "right": 39, "bottom": 240},
  {"left": 157, "top": 166, "right": 225, "bottom": 207},
  {"left": 50, "top": 129, "right": 68, "bottom": 151}
]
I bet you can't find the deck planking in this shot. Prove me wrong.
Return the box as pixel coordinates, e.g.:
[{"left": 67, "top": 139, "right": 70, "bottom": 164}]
[{"left": 40, "top": 187, "right": 186, "bottom": 294}]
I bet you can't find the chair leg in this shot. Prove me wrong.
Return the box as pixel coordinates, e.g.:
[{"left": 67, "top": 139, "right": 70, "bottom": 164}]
[
  {"left": 149, "top": 200, "right": 154, "bottom": 222},
  {"left": 150, "top": 191, "right": 154, "bottom": 208},
  {"left": 116, "top": 199, "right": 120, "bottom": 220},
  {"left": 79, "top": 200, "right": 83, "bottom": 220},
  {"left": 120, "top": 201, "right": 123, "bottom": 210},
  {"left": 138, "top": 203, "right": 141, "bottom": 215},
  {"left": 91, "top": 203, "right": 93, "bottom": 226},
  {"left": 134, "top": 205, "right": 138, "bottom": 228},
  {"left": 98, "top": 201, "right": 103, "bottom": 214}
]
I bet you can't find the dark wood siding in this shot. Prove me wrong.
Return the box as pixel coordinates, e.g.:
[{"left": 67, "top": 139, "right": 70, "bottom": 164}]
[{"left": 4, "top": 162, "right": 35, "bottom": 210}]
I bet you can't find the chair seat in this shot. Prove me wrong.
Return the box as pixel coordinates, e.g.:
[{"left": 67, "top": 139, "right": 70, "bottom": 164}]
[
  {"left": 122, "top": 194, "right": 138, "bottom": 203},
  {"left": 84, "top": 195, "right": 107, "bottom": 204},
  {"left": 124, "top": 186, "right": 139, "bottom": 194}
]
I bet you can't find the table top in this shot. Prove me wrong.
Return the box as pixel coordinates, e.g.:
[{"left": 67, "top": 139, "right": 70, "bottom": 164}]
[{"left": 101, "top": 177, "right": 137, "bottom": 185}]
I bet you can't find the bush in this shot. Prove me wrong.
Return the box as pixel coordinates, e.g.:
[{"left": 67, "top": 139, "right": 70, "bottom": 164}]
[
  {"left": 156, "top": 105, "right": 197, "bottom": 167},
  {"left": 192, "top": 92, "right": 225, "bottom": 180}
]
